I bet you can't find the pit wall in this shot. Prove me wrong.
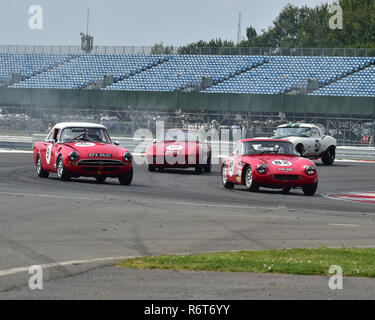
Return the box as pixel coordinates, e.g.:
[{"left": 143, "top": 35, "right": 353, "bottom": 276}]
[{"left": 0, "top": 88, "right": 374, "bottom": 116}]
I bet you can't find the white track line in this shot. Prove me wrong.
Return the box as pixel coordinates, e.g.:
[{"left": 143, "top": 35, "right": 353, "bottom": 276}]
[
  {"left": 0, "top": 149, "right": 33, "bottom": 153},
  {"left": 141, "top": 200, "right": 285, "bottom": 211},
  {"left": 0, "top": 191, "right": 101, "bottom": 200},
  {"left": 328, "top": 224, "right": 360, "bottom": 227},
  {"left": 0, "top": 256, "right": 136, "bottom": 277}
]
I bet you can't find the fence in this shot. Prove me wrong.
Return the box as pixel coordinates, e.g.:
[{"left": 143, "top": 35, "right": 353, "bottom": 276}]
[
  {"left": 1, "top": 45, "right": 375, "bottom": 57},
  {"left": 0, "top": 106, "right": 374, "bottom": 147}
]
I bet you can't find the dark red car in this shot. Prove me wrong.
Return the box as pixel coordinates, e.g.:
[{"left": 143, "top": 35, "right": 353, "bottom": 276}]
[
  {"left": 221, "top": 139, "right": 318, "bottom": 195},
  {"left": 146, "top": 128, "right": 211, "bottom": 174},
  {"left": 33, "top": 122, "right": 133, "bottom": 185}
]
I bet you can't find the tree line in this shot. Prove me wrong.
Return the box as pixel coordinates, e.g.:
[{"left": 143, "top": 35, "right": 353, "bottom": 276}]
[{"left": 152, "top": 0, "right": 375, "bottom": 54}]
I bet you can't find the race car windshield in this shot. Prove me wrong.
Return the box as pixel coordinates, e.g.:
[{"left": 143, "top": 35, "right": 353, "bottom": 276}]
[
  {"left": 275, "top": 127, "right": 312, "bottom": 138},
  {"left": 60, "top": 127, "right": 111, "bottom": 143},
  {"left": 241, "top": 141, "right": 299, "bottom": 156},
  {"left": 157, "top": 130, "right": 201, "bottom": 142}
]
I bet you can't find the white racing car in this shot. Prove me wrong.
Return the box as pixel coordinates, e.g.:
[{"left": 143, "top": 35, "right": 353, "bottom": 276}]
[{"left": 273, "top": 123, "right": 337, "bottom": 165}]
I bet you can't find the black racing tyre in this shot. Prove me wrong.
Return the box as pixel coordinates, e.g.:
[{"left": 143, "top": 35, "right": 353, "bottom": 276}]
[
  {"left": 56, "top": 156, "right": 70, "bottom": 181},
  {"left": 36, "top": 154, "right": 49, "bottom": 178},
  {"left": 95, "top": 176, "right": 107, "bottom": 184},
  {"left": 195, "top": 165, "right": 203, "bottom": 174},
  {"left": 302, "top": 182, "right": 318, "bottom": 196},
  {"left": 203, "top": 158, "right": 212, "bottom": 173},
  {"left": 244, "top": 165, "right": 259, "bottom": 192},
  {"left": 281, "top": 186, "right": 291, "bottom": 194},
  {"left": 221, "top": 165, "right": 234, "bottom": 189},
  {"left": 322, "top": 146, "right": 335, "bottom": 165},
  {"left": 148, "top": 164, "right": 156, "bottom": 172},
  {"left": 118, "top": 168, "right": 133, "bottom": 185},
  {"left": 296, "top": 144, "right": 305, "bottom": 157}
]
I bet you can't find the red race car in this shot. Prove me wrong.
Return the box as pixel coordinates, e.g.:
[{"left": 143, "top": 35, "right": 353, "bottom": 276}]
[
  {"left": 34, "top": 122, "right": 133, "bottom": 185},
  {"left": 221, "top": 139, "right": 318, "bottom": 196},
  {"left": 146, "top": 128, "right": 211, "bottom": 174}
]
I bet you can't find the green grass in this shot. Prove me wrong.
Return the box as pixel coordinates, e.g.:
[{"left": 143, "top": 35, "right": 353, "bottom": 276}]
[{"left": 118, "top": 248, "right": 375, "bottom": 278}]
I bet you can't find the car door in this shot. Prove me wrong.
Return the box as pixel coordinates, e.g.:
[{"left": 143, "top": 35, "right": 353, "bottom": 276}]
[
  {"left": 227, "top": 142, "right": 240, "bottom": 183},
  {"left": 45, "top": 128, "right": 60, "bottom": 172},
  {"left": 299, "top": 127, "right": 315, "bottom": 157}
]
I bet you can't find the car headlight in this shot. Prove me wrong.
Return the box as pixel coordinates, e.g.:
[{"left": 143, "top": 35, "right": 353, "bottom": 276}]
[
  {"left": 305, "top": 165, "right": 316, "bottom": 175},
  {"left": 123, "top": 152, "right": 133, "bottom": 162},
  {"left": 256, "top": 164, "right": 267, "bottom": 174},
  {"left": 69, "top": 151, "right": 79, "bottom": 161}
]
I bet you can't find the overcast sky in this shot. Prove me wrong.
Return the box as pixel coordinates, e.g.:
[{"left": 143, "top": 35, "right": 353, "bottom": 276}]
[{"left": 0, "top": 0, "right": 330, "bottom": 46}]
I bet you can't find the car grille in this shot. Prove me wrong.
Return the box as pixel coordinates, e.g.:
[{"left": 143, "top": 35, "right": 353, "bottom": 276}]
[
  {"left": 82, "top": 167, "right": 119, "bottom": 172},
  {"left": 274, "top": 175, "right": 299, "bottom": 181},
  {"left": 77, "top": 159, "right": 124, "bottom": 167}
]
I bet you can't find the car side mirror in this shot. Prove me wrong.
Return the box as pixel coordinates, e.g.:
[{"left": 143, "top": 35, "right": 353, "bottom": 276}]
[
  {"left": 48, "top": 139, "right": 56, "bottom": 144},
  {"left": 152, "top": 139, "right": 156, "bottom": 144},
  {"left": 114, "top": 141, "right": 120, "bottom": 146}
]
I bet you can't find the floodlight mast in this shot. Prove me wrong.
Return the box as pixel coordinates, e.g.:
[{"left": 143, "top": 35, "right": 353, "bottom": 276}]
[
  {"left": 237, "top": 12, "right": 242, "bottom": 44},
  {"left": 87, "top": 8, "right": 89, "bottom": 35},
  {"left": 81, "top": 8, "right": 93, "bottom": 53}
]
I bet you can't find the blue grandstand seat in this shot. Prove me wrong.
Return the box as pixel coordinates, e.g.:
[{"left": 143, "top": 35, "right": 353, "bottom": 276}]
[{"left": 2, "top": 53, "right": 374, "bottom": 97}]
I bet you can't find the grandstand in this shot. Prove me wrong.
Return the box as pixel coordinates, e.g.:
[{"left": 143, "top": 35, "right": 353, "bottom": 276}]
[{"left": 2, "top": 52, "right": 375, "bottom": 97}]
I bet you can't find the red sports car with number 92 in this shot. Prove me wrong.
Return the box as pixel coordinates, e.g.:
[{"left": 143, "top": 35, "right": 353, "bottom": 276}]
[
  {"left": 221, "top": 139, "right": 318, "bottom": 196},
  {"left": 33, "top": 122, "right": 133, "bottom": 185}
]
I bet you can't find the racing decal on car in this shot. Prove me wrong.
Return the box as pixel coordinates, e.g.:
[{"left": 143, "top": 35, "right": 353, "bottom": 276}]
[
  {"left": 272, "top": 160, "right": 292, "bottom": 166},
  {"left": 315, "top": 139, "right": 321, "bottom": 152},
  {"left": 228, "top": 159, "right": 234, "bottom": 177},
  {"left": 166, "top": 145, "right": 183, "bottom": 151},
  {"left": 75, "top": 142, "right": 96, "bottom": 147},
  {"left": 46, "top": 144, "right": 52, "bottom": 164}
]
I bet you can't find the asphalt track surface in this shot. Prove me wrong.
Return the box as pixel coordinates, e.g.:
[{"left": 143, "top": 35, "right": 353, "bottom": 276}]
[{"left": 0, "top": 153, "right": 375, "bottom": 299}]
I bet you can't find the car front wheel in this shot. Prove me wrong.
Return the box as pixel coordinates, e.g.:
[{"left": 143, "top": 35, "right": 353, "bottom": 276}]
[
  {"left": 302, "top": 182, "right": 318, "bottom": 196},
  {"left": 57, "top": 156, "right": 70, "bottom": 181},
  {"left": 244, "top": 166, "right": 259, "bottom": 192},
  {"left": 322, "top": 146, "right": 335, "bottom": 165},
  {"left": 118, "top": 168, "right": 133, "bottom": 185},
  {"left": 36, "top": 155, "right": 49, "bottom": 178},
  {"left": 221, "top": 165, "right": 234, "bottom": 189}
]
